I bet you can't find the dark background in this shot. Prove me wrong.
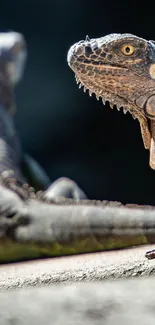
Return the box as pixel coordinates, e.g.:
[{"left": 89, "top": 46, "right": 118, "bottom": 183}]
[{"left": 0, "top": 0, "right": 155, "bottom": 204}]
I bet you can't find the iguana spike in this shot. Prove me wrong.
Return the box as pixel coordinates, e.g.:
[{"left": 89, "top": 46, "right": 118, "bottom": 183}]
[{"left": 85, "top": 35, "right": 90, "bottom": 42}]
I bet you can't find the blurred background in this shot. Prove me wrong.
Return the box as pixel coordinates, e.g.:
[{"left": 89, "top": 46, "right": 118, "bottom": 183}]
[{"left": 1, "top": 0, "right": 155, "bottom": 204}]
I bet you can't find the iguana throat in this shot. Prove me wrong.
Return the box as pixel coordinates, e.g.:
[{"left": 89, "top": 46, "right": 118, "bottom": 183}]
[{"left": 67, "top": 33, "right": 155, "bottom": 169}]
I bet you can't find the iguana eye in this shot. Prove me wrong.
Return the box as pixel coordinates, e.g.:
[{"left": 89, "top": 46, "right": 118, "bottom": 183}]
[{"left": 121, "top": 44, "right": 135, "bottom": 56}]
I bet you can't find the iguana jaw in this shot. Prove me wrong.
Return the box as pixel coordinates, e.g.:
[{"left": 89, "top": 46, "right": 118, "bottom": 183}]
[{"left": 67, "top": 33, "right": 155, "bottom": 169}]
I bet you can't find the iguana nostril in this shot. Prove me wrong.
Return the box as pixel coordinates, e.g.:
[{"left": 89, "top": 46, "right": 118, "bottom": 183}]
[
  {"left": 75, "top": 45, "right": 85, "bottom": 56},
  {"left": 145, "top": 95, "right": 155, "bottom": 119}
]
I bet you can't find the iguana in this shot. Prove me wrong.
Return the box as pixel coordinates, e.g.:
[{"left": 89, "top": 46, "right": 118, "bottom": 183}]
[
  {"left": 0, "top": 31, "right": 155, "bottom": 263},
  {"left": 66, "top": 32, "right": 155, "bottom": 260}
]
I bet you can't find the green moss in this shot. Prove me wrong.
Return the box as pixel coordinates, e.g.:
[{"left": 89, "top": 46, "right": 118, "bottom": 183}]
[{"left": 0, "top": 234, "right": 148, "bottom": 263}]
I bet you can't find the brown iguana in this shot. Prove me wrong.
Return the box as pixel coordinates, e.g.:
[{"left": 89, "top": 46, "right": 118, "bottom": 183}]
[{"left": 0, "top": 31, "right": 155, "bottom": 263}]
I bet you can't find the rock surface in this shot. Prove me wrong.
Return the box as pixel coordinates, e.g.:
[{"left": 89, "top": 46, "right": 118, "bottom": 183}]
[{"left": 0, "top": 277, "right": 155, "bottom": 324}]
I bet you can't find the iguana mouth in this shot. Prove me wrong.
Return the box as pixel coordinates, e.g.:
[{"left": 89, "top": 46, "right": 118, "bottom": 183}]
[{"left": 73, "top": 55, "right": 128, "bottom": 70}]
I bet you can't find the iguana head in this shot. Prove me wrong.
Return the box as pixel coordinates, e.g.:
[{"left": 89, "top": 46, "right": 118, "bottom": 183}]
[{"left": 67, "top": 33, "right": 155, "bottom": 169}]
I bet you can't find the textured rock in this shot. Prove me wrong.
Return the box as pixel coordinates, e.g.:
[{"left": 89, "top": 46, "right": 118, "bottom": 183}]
[{"left": 1, "top": 278, "right": 155, "bottom": 324}]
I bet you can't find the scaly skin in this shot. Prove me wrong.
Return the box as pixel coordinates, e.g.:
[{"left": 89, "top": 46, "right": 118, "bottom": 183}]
[
  {"left": 0, "top": 184, "right": 155, "bottom": 262},
  {"left": 67, "top": 33, "right": 155, "bottom": 169}
]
